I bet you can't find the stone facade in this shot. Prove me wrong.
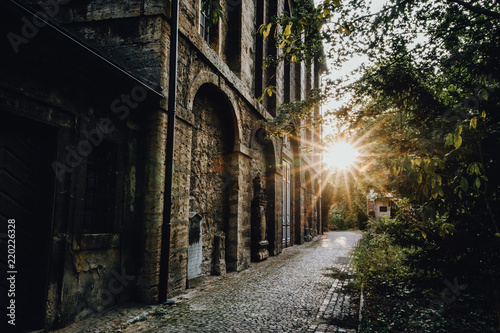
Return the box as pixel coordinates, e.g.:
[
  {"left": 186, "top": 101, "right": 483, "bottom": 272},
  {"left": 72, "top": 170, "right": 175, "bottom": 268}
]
[{"left": 0, "top": 0, "right": 325, "bottom": 330}]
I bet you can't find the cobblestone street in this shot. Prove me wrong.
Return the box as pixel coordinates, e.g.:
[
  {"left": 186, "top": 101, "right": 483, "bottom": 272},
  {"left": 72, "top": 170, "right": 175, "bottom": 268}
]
[{"left": 53, "top": 232, "right": 362, "bottom": 333}]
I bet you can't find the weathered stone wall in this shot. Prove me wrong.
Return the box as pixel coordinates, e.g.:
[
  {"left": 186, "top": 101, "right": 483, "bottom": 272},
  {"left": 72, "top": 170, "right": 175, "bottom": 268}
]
[
  {"left": 46, "top": 0, "right": 167, "bottom": 85},
  {"left": 4, "top": 1, "right": 325, "bottom": 327},
  {"left": 190, "top": 84, "right": 233, "bottom": 274},
  {"left": 0, "top": 28, "right": 157, "bottom": 326}
]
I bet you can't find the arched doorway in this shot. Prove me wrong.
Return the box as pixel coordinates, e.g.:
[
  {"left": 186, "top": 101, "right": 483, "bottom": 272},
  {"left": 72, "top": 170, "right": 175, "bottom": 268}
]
[
  {"left": 254, "top": 128, "right": 280, "bottom": 256},
  {"left": 190, "top": 84, "right": 236, "bottom": 275}
]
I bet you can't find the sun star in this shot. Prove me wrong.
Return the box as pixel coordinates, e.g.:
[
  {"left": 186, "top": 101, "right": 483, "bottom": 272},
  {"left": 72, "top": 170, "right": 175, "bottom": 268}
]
[{"left": 324, "top": 141, "right": 360, "bottom": 170}]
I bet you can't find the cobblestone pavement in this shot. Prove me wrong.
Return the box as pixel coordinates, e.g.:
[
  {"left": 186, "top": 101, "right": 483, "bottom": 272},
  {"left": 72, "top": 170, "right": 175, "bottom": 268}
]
[{"left": 52, "top": 231, "right": 362, "bottom": 333}]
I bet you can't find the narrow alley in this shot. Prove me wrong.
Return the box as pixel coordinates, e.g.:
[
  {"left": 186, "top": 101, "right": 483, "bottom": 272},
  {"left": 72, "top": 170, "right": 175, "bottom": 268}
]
[{"left": 52, "top": 232, "right": 361, "bottom": 333}]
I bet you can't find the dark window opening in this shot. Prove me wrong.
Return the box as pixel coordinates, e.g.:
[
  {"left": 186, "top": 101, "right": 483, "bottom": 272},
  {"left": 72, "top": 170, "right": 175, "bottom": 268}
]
[
  {"left": 264, "top": 0, "right": 277, "bottom": 115},
  {"left": 83, "top": 142, "right": 117, "bottom": 233},
  {"left": 379, "top": 206, "right": 388, "bottom": 213},
  {"left": 284, "top": 61, "right": 291, "bottom": 104},
  {"left": 255, "top": 0, "right": 264, "bottom": 98},
  {"left": 306, "top": 60, "right": 312, "bottom": 95},
  {"left": 293, "top": 62, "right": 302, "bottom": 101},
  {"left": 226, "top": 2, "right": 241, "bottom": 74}
]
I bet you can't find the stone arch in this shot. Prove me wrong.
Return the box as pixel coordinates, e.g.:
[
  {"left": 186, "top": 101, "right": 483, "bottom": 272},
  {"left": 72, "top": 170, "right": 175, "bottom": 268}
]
[
  {"left": 187, "top": 71, "right": 243, "bottom": 148},
  {"left": 189, "top": 83, "right": 238, "bottom": 275}
]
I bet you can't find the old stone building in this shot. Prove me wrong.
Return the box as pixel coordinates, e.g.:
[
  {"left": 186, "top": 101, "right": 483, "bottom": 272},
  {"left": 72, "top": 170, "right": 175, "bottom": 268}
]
[{"left": 0, "top": 0, "right": 325, "bottom": 330}]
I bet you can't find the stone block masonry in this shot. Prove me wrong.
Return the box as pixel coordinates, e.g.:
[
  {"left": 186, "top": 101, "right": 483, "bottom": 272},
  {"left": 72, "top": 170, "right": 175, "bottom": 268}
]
[{"left": 0, "top": 1, "right": 326, "bottom": 329}]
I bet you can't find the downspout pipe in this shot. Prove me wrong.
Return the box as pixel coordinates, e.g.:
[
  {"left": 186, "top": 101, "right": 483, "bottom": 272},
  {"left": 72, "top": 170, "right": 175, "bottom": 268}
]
[{"left": 159, "top": 0, "right": 179, "bottom": 304}]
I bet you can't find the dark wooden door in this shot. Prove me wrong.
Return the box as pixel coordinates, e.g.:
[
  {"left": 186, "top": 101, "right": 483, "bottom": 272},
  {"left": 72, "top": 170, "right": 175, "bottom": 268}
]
[{"left": 0, "top": 113, "right": 56, "bottom": 331}]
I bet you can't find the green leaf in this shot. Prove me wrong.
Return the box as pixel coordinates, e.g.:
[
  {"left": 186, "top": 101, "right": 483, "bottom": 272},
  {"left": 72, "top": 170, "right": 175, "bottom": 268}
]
[
  {"left": 403, "top": 158, "right": 411, "bottom": 171},
  {"left": 258, "top": 90, "right": 265, "bottom": 102},
  {"left": 445, "top": 133, "right": 454, "bottom": 147},
  {"left": 258, "top": 86, "right": 275, "bottom": 102},
  {"left": 268, "top": 85, "right": 276, "bottom": 96},
  {"left": 262, "top": 23, "right": 272, "bottom": 39},
  {"left": 482, "top": 111, "right": 487, "bottom": 118},
  {"left": 467, "top": 162, "right": 481, "bottom": 176},
  {"left": 418, "top": 229, "right": 427, "bottom": 239},
  {"left": 333, "top": 0, "right": 341, "bottom": 7},
  {"left": 460, "top": 177, "right": 468, "bottom": 193},
  {"left": 470, "top": 117, "right": 477, "bottom": 129},
  {"left": 440, "top": 223, "right": 455, "bottom": 236},
  {"left": 453, "top": 133, "right": 462, "bottom": 149},
  {"left": 478, "top": 88, "right": 489, "bottom": 101},
  {"left": 416, "top": 172, "right": 422, "bottom": 184},
  {"left": 474, "top": 177, "right": 481, "bottom": 189},
  {"left": 284, "top": 23, "right": 293, "bottom": 37}
]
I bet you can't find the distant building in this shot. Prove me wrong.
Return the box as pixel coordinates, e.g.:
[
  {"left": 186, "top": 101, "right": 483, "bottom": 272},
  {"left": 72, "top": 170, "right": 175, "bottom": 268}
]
[{"left": 367, "top": 190, "right": 394, "bottom": 218}]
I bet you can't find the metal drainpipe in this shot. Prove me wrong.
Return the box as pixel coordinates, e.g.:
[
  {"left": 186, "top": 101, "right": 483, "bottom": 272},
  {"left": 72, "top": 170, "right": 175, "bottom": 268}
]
[{"left": 159, "top": 0, "right": 179, "bottom": 304}]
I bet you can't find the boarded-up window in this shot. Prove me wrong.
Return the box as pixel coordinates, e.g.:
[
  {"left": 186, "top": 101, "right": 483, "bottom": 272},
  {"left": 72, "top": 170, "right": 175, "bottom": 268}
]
[{"left": 83, "top": 142, "right": 117, "bottom": 233}]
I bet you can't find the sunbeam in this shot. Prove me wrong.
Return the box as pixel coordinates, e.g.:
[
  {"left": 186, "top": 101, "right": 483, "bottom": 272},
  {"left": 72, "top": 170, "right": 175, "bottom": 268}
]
[{"left": 324, "top": 141, "right": 360, "bottom": 170}]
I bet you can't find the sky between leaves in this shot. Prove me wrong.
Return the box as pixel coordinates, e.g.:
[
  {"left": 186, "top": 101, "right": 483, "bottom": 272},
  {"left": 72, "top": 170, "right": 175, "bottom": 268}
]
[{"left": 315, "top": 0, "right": 386, "bottom": 136}]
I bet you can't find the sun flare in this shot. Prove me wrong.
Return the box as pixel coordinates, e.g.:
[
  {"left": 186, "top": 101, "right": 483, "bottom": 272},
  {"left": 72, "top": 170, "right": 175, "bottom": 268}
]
[{"left": 324, "top": 141, "right": 360, "bottom": 170}]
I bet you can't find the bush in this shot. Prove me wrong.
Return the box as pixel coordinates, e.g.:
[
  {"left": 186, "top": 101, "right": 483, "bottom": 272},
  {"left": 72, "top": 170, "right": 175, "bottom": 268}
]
[
  {"left": 354, "top": 214, "right": 500, "bottom": 332},
  {"left": 330, "top": 212, "right": 350, "bottom": 230}
]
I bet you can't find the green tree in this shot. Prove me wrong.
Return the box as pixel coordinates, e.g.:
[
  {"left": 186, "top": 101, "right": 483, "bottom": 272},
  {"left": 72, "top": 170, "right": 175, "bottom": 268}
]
[{"left": 255, "top": 0, "right": 500, "bottom": 329}]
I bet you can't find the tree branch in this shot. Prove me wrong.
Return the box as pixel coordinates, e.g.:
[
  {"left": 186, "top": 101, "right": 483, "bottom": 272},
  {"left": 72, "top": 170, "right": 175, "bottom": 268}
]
[
  {"left": 447, "top": 0, "right": 500, "bottom": 19},
  {"left": 348, "top": 0, "right": 414, "bottom": 24}
]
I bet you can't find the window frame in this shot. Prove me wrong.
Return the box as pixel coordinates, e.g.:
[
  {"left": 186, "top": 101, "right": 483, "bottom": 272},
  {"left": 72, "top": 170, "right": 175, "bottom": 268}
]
[{"left": 199, "top": 0, "right": 211, "bottom": 43}]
